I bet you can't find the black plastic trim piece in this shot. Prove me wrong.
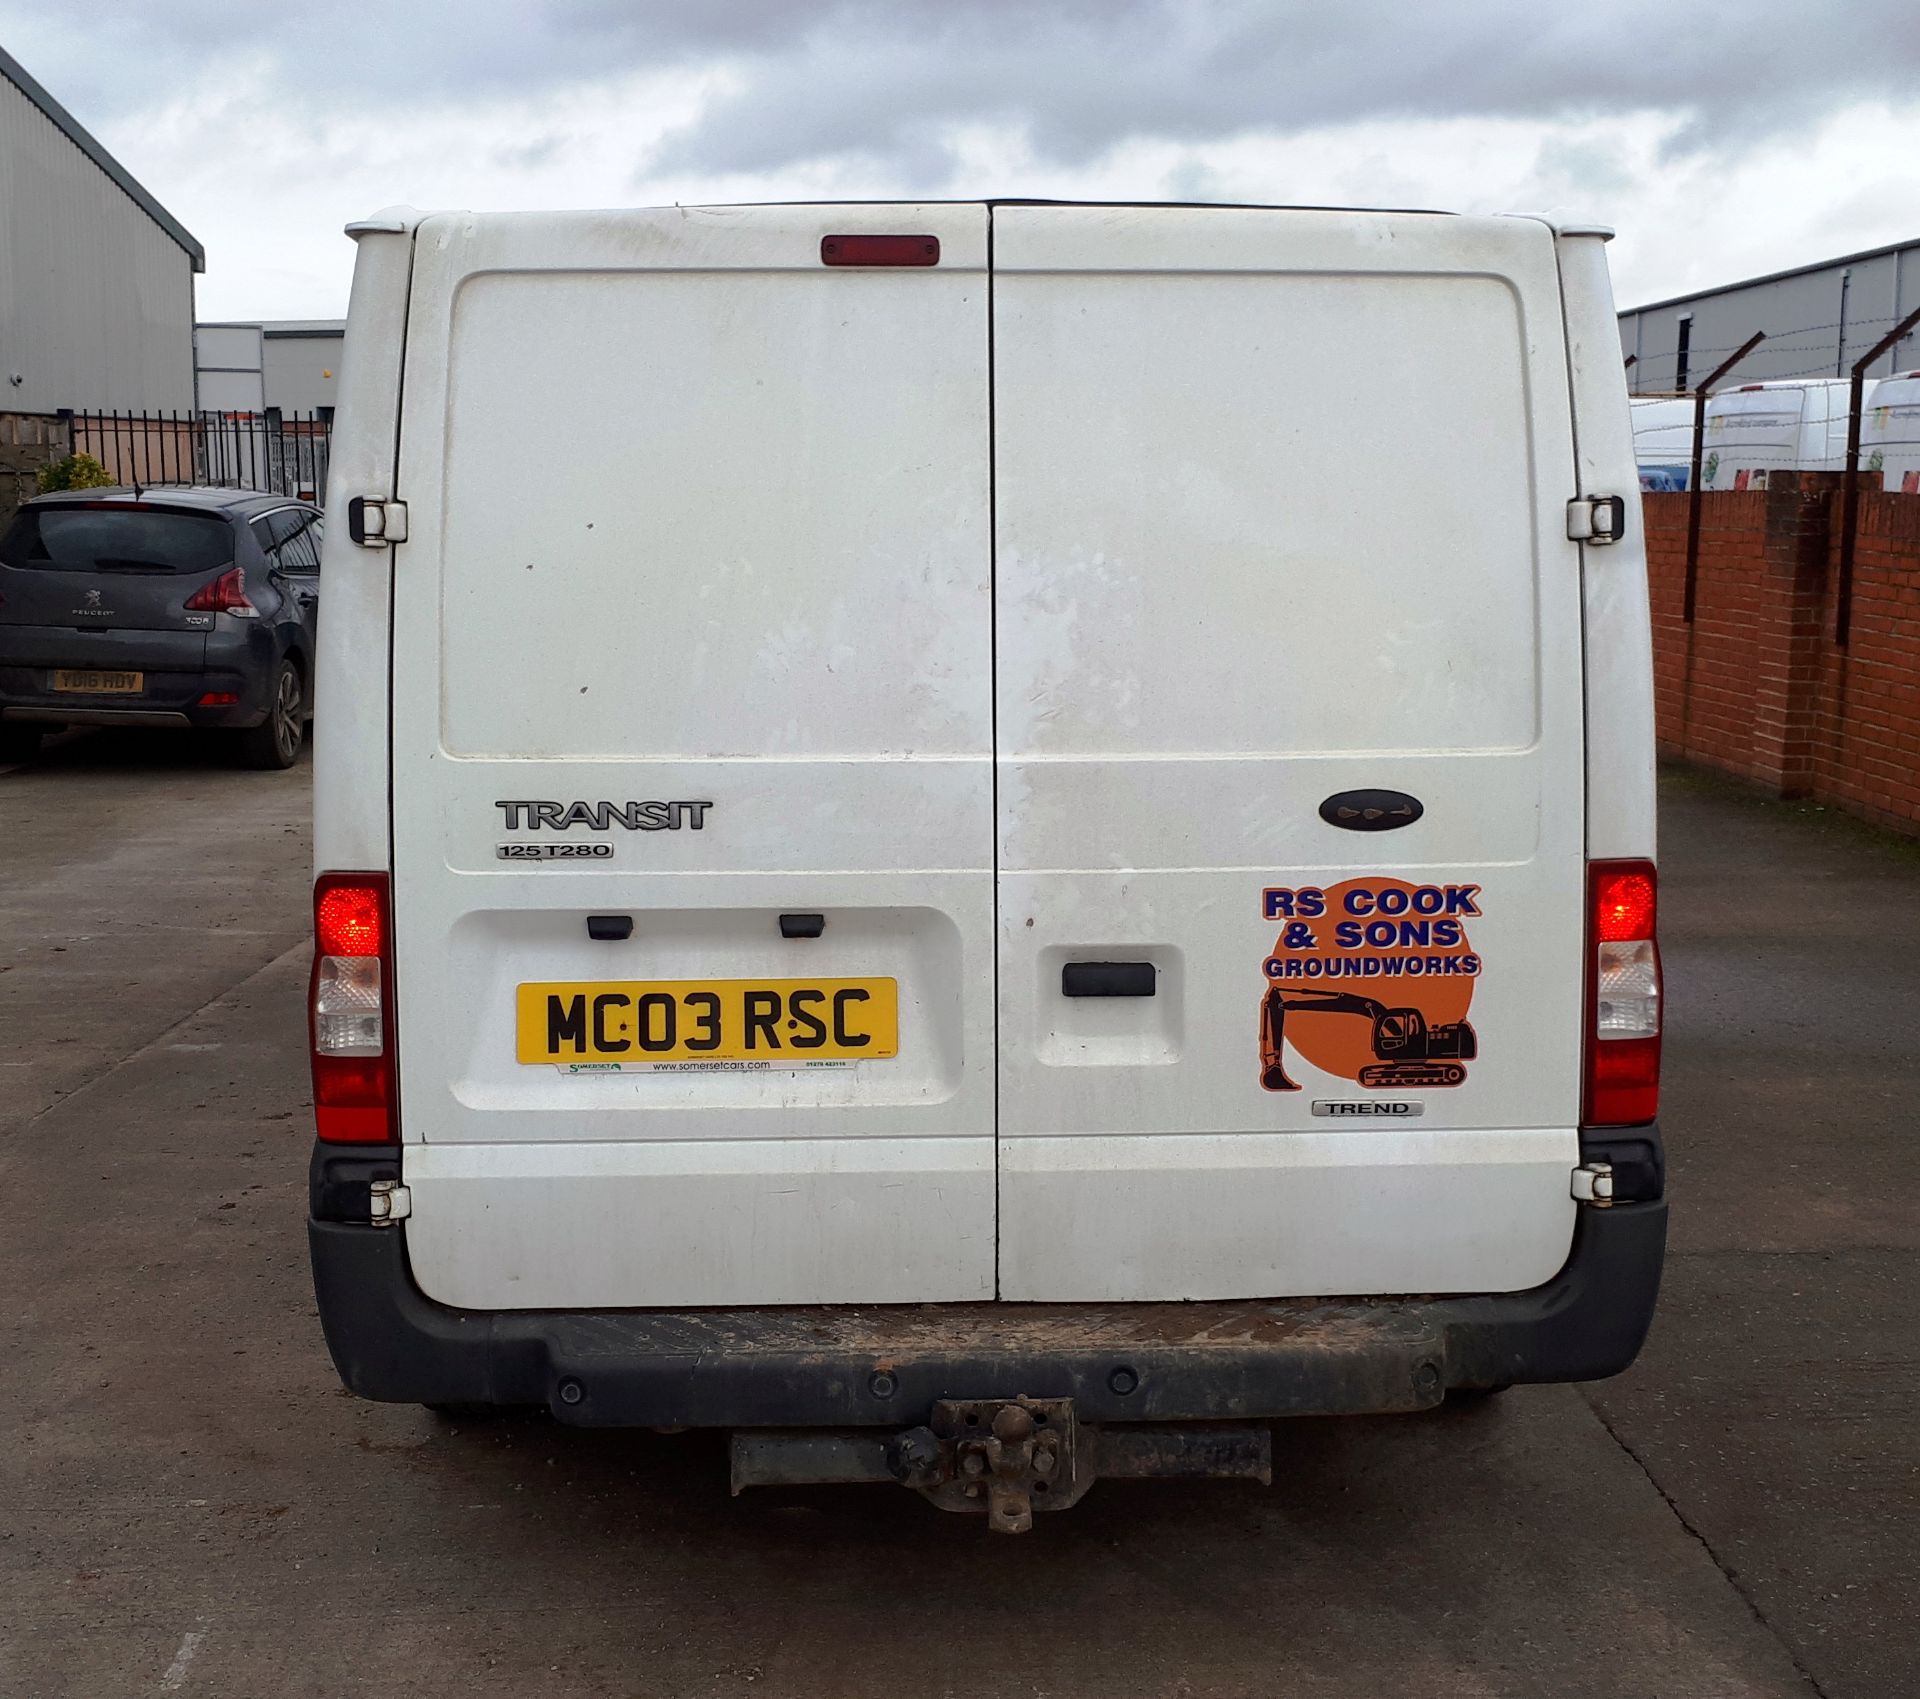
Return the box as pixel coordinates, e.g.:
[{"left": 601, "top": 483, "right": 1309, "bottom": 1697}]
[
  {"left": 779, "top": 913, "right": 826, "bottom": 939},
  {"left": 308, "top": 1130, "right": 1668, "bottom": 1424},
  {"left": 1062, "top": 961, "right": 1155, "bottom": 998},
  {"left": 586, "top": 914, "right": 633, "bottom": 941},
  {"left": 1580, "top": 1121, "right": 1666, "bottom": 1203},
  {"left": 309, "top": 1142, "right": 401, "bottom": 1224}
]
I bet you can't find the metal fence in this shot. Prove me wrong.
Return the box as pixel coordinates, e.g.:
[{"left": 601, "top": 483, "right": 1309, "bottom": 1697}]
[
  {"left": 1657, "top": 299, "right": 1920, "bottom": 645},
  {"left": 62, "top": 409, "right": 333, "bottom": 503}
]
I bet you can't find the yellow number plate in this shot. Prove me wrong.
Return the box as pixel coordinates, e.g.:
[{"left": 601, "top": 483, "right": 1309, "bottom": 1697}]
[
  {"left": 516, "top": 977, "right": 898, "bottom": 1065},
  {"left": 50, "top": 669, "right": 143, "bottom": 694}
]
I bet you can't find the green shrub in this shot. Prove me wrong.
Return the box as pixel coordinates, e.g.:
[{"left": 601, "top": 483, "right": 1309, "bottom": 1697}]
[{"left": 36, "top": 452, "right": 114, "bottom": 493}]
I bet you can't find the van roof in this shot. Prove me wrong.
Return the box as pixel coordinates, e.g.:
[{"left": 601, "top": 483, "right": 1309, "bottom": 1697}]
[
  {"left": 394, "top": 197, "right": 1466, "bottom": 217},
  {"left": 1726, "top": 378, "right": 1850, "bottom": 393}
]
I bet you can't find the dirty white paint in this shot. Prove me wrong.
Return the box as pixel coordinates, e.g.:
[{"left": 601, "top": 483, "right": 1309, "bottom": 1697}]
[
  {"left": 322, "top": 202, "right": 1651, "bottom": 1308},
  {"left": 990, "top": 206, "right": 1591, "bottom": 1298},
  {"left": 378, "top": 205, "right": 998, "bottom": 1308}
]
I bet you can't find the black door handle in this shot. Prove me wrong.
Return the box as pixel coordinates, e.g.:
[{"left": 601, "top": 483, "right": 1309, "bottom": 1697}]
[{"left": 1062, "top": 961, "right": 1156, "bottom": 997}]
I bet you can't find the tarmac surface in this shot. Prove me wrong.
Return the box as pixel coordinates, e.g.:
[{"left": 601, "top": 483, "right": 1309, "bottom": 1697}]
[{"left": 1, "top": 735, "right": 1914, "bottom": 1698}]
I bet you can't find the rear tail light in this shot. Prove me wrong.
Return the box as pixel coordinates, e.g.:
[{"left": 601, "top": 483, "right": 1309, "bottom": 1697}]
[
  {"left": 196, "top": 691, "right": 239, "bottom": 706},
  {"left": 310, "top": 873, "right": 395, "bottom": 1143},
  {"left": 1586, "top": 860, "right": 1661, "bottom": 1126},
  {"left": 183, "top": 566, "right": 258, "bottom": 618}
]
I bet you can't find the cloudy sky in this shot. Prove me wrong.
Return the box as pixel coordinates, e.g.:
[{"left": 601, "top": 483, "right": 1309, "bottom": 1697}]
[{"left": 6, "top": 0, "right": 1920, "bottom": 320}]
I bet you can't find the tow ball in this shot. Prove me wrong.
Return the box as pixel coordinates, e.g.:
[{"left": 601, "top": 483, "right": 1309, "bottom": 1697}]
[
  {"left": 731, "top": 1397, "right": 1272, "bottom": 1534},
  {"left": 895, "top": 1397, "right": 1076, "bottom": 1533}
]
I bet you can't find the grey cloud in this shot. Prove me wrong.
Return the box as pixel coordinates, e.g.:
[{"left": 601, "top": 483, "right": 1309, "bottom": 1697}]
[
  {"left": 1532, "top": 138, "right": 1639, "bottom": 198},
  {"left": 9, "top": 0, "right": 1920, "bottom": 183},
  {"left": 642, "top": 0, "right": 1920, "bottom": 178}
]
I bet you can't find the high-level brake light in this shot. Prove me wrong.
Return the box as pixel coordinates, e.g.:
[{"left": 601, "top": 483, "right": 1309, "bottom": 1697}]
[
  {"left": 310, "top": 872, "right": 394, "bottom": 1143},
  {"left": 1586, "top": 860, "right": 1661, "bottom": 1127},
  {"left": 820, "top": 234, "right": 940, "bottom": 267}
]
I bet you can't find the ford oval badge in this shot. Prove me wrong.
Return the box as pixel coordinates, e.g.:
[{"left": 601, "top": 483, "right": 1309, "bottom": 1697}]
[{"left": 1319, "top": 789, "right": 1424, "bottom": 831}]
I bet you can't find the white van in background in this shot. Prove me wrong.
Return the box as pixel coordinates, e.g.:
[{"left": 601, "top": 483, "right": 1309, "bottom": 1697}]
[
  {"left": 1631, "top": 396, "right": 1695, "bottom": 491},
  {"left": 1701, "top": 377, "right": 1850, "bottom": 490},
  {"left": 305, "top": 202, "right": 1664, "bottom": 1530},
  {"left": 1864, "top": 369, "right": 1920, "bottom": 492}
]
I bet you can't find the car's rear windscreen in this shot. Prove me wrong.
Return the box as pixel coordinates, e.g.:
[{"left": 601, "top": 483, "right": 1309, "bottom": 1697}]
[{"left": 0, "top": 508, "right": 234, "bottom": 574}]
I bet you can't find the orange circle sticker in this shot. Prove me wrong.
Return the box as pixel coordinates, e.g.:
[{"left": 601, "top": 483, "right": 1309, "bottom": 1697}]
[{"left": 1258, "top": 878, "right": 1483, "bottom": 1091}]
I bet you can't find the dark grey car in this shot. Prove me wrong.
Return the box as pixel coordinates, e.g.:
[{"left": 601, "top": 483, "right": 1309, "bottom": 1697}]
[{"left": 0, "top": 487, "right": 321, "bottom": 769}]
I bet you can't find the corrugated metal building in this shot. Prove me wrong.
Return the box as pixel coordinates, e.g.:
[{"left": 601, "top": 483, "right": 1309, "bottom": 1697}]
[
  {"left": 195, "top": 320, "right": 345, "bottom": 413},
  {"left": 1620, "top": 238, "right": 1920, "bottom": 396},
  {"left": 0, "top": 43, "right": 203, "bottom": 414}
]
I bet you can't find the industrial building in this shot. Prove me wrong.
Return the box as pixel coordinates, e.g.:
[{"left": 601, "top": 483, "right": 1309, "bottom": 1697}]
[
  {"left": 195, "top": 320, "right": 345, "bottom": 413},
  {"left": 0, "top": 43, "right": 202, "bottom": 414},
  {"left": 1619, "top": 237, "right": 1920, "bottom": 395},
  {"left": 1, "top": 43, "right": 202, "bottom": 520}
]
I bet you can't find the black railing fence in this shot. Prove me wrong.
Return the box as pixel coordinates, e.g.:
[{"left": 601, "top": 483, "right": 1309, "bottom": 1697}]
[{"left": 60, "top": 409, "right": 333, "bottom": 502}]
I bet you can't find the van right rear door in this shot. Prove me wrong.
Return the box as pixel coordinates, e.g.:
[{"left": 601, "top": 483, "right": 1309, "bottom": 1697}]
[{"left": 989, "top": 206, "right": 1590, "bottom": 1301}]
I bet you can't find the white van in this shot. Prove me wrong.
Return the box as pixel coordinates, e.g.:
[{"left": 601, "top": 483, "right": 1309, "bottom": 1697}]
[
  {"left": 1864, "top": 369, "right": 1920, "bottom": 492},
  {"left": 1630, "top": 396, "right": 1695, "bottom": 491},
  {"left": 306, "top": 203, "right": 1665, "bottom": 1530},
  {"left": 1701, "top": 377, "right": 1851, "bottom": 490}
]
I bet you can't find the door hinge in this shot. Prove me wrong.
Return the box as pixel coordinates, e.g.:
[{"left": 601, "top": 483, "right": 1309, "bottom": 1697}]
[
  {"left": 347, "top": 496, "right": 408, "bottom": 548},
  {"left": 1567, "top": 495, "right": 1626, "bottom": 545},
  {"left": 1570, "top": 1161, "right": 1615, "bottom": 1207},
  {"left": 368, "top": 1179, "right": 412, "bottom": 1226}
]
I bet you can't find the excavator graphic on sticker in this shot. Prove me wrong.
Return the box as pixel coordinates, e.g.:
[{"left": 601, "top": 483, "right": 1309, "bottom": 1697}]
[
  {"left": 1259, "top": 987, "right": 1477, "bottom": 1090},
  {"left": 1258, "top": 876, "right": 1483, "bottom": 1092}
]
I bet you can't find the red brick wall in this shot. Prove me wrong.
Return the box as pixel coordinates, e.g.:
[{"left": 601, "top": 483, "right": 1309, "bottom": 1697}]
[
  {"left": 1814, "top": 492, "right": 1920, "bottom": 827},
  {"left": 1644, "top": 474, "right": 1920, "bottom": 833}
]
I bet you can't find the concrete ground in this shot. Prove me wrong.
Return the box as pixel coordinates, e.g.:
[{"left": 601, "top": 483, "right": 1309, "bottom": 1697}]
[{"left": 1, "top": 738, "right": 1913, "bottom": 1698}]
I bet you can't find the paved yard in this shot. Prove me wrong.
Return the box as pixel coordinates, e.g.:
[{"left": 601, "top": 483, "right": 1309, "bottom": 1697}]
[{"left": 1, "top": 739, "right": 1913, "bottom": 1698}]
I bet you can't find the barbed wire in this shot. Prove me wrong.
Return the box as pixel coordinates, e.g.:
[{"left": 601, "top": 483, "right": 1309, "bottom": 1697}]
[
  {"left": 1628, "top": 310, "right": 1920, "bottom": 396},
  {"left": 1656, "top": 313, "right": 1905, "bottom": 363}
]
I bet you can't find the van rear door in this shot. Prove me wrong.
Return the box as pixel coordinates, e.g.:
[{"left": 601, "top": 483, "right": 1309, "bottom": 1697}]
[
  {"left": 1866, "top": 372, "right": 1920, "bottom": 490},
  {"left": 989, "top": 207, "right": 1588, "bottom": 1300},
  {"left": 387, "top": 206, "right": 996, "bottom": 1310},
  {"left": 1703, "top": 381, "right": 1849, "bottom": 488}
]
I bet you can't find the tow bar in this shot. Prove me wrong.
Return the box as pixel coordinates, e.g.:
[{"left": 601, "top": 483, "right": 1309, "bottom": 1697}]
[{"left": 731, "top": 1398, "right": 1273, "bottom": 1533}]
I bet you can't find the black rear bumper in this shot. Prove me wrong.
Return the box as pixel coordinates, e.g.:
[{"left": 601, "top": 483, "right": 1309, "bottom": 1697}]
[
  {"left": 308, "top": 1148, "right": 1667, "bottom": 1428},
  {"left": 0, "top": 622, "right": 281, "bottom": 728}
]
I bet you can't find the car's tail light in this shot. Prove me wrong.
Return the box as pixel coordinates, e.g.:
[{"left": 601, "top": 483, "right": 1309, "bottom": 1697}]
[
  {"left": 310, "top": 873, "right": 395, "bottom": 1143},
  {"left": 183, "top": 567, "right": 258, "bottom": 617},
  {"left": 196, "top": 691, "right": 239, "bottom": 706},
  {"left": 1586, "top": 860, "right": 1661, "bottom": 1126}
]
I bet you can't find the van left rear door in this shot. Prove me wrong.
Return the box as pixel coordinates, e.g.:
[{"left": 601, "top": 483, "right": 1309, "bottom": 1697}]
[{"left": 387, "top": 205, "right": 997, "bottom": 1311}]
